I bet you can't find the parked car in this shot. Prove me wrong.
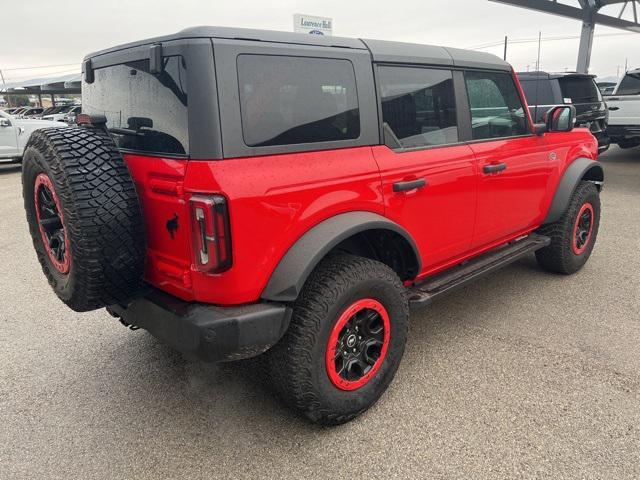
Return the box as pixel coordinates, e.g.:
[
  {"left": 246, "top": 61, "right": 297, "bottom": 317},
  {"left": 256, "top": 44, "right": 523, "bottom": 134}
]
[
  {"left": 2, "top": 107, "right": 22, "bottom": 115},
  {"left": 0, "top": 110, "right": 66, "bottom": 162},
  {"left": 42, "top": 104, "right": 80, "bottom": 122},
  {"left": 518, "top": 71, "right": 609, "bottom": 152},
  {"left": 22, "top": 27, "right": 603, "bottom": 425},
  {"left": 604, "top": 68, "right": 640, "bottom": 149},
  {"left": 10, "top": 107, "right": 30, "bottom": 117},
  {"left": 62, "top": 105, "right": 81, "bottom": 124},
  {"left": 19, "top": 107, "right": 45, "bottom": 119}
]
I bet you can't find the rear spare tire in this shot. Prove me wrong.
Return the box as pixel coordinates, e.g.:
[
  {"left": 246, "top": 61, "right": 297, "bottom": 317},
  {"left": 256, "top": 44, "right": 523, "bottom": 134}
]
[{"left": 22, "top": 127, "right": 145, "bottom": 312}]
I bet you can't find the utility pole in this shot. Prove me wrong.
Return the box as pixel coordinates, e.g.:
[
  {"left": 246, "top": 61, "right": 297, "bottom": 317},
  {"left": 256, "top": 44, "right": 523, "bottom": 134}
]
[
  {"left": 535, "top": 31, "right": 542, "bottom": 72},
  {"left": 0, "top": 69, "right": 5, "bottom": 87}
]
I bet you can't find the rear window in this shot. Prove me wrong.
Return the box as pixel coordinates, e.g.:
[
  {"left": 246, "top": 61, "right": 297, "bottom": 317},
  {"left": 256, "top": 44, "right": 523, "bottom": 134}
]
[
  {"left": 558, "top": 77, "right": 600, "bottom": 103},
  {"left": 83, "top": 56, "right": 188, "bottom": 156},
  {"left": 237, "top": 55, "right": 360, "bottom": 147},
  {"left": 519, "top": 78, "right": 555, "bottom": 106}
]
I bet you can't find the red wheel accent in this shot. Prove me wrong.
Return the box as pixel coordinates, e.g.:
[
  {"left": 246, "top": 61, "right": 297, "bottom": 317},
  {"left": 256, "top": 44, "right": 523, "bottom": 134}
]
[
  {"left": 34, "top": 173, "right": 70, "bottom": 274},
  {"left": 572, "top": 202, "right": 594, "bottom": 255},
  {"left": 326, "top": 298, "right": 391, "bottom": 391}
]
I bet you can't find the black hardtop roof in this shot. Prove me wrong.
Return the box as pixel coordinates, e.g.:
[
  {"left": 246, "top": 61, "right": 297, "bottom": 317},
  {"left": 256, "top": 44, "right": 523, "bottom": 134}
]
[
  {"left": 517, "top": 71, "right": 596, "bottom": 80},
  {"left": 84, "top": 25, "right": 510, "bottom": 71}
]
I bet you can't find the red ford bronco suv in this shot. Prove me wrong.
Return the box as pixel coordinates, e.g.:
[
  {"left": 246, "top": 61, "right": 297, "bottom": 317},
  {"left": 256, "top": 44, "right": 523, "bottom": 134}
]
[{"left": 22, "top": 27, "right": 603, "bottom": 425}]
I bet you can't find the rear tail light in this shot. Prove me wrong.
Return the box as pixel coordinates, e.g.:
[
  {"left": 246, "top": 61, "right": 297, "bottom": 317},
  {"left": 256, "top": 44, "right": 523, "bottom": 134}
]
[{"left": 189, "top": 195, "right": 232, "bottom": 273}]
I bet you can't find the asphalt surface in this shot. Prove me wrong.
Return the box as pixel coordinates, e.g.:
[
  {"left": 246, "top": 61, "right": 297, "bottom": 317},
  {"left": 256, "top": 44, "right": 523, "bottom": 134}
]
[{"left": 1, "top": 147, "right": 639, "bottom": 480}]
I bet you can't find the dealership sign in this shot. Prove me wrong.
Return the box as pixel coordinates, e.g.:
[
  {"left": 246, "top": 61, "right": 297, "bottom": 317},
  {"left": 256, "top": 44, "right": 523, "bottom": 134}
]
[{"left": 293, "top": 14, "right": 333, "bottom": 35}]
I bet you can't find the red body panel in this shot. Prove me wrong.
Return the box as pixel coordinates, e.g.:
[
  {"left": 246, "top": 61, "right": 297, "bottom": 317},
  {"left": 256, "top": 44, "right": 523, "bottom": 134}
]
[
  {"left": 372, "top": 144, "right": 478, "bottom": 269},
  {"left": 468, "top": 135, "right": 553, "bottom": 249},
  {"left": 124, "top": 154, "right": 194, "bottom": 300},
  {"left": 125, "top": 147, "right": 384, "bottom": 305}
]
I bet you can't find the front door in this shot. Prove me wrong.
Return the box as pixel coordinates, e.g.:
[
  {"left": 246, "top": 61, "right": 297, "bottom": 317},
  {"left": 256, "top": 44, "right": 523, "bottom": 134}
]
[
  {"left": 373, "top": 65, "right": 477, "bottom": 271},
  {"left": 0, "top": 113, "right": 18, "bottom": 158},
  {"left": 464, "top": 70, "right": 553, "bottom": 249}
]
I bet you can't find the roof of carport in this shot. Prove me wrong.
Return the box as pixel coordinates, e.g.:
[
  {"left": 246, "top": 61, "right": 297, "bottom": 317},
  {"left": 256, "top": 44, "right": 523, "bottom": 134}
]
[{"left": 0, "top": 73, "right": 81, "bottom": 94}]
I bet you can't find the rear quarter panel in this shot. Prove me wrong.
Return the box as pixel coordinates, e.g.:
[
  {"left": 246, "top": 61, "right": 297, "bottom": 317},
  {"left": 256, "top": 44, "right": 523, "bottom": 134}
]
[{"left": 182, "top": 147, "right": 383, "bottom": 305}]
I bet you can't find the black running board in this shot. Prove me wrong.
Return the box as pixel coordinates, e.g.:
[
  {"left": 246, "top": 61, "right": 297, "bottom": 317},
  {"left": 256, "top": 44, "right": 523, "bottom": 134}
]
[{"left": 408, "top": 234, "right": 550, "bottom": 310}]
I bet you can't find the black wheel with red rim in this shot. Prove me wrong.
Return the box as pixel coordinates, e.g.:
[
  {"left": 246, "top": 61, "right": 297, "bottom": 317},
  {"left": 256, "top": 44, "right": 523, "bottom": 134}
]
[
  {"left": 572, "top": 203, "right": 594, "bottom": 255},
  {"left": 326, "top": 298, "right": 391, "bottom": 391},
  {"left": 265, "top": 254, "right": 409, "bottom": 426},
  {"left": 536, "top": 180, "right": 601, "bottom": 274},
  {"left": 33, "top": 173, "right": 71, "bottom": 274}
]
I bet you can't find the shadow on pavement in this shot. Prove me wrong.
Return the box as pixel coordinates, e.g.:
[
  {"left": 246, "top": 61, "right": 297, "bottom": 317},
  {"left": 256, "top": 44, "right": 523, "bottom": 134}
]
[{"left": 0, "top": 163, "right": 21, "bottom": 175}]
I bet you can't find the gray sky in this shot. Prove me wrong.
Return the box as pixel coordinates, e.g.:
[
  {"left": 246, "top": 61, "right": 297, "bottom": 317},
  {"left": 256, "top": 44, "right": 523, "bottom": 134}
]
[{"left": 2, "top": 0, "right": 639, "bottom": 83}]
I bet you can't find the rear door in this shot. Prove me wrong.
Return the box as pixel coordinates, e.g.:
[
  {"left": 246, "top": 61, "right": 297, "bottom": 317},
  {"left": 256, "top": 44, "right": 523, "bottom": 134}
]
[
  {"left": 464, "top": 70, "right": 554, "bottom": 249},
  {"left": 372, "top": 66, "right": 477, "bottom": 270}
]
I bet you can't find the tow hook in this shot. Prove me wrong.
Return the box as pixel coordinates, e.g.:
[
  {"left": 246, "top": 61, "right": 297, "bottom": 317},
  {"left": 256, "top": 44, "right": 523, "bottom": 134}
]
[{"left": 106, "top": 306, "right": 139, "bottom": 331}]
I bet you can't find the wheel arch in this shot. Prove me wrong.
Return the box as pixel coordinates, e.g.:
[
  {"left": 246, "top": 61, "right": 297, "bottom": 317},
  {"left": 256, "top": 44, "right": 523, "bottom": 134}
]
[
  {"left": 260, "top": 212, "right": 421, "bottom": 302},
  {"left": 543, "top": 158, "right": 604, "bottom": 225}
]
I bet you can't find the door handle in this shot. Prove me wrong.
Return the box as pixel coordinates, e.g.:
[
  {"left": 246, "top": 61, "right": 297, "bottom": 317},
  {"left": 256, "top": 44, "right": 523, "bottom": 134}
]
[
  {"left": 483, "top": 163, "right": 507, "bottom": 174},
  {"left": 393, "top": 178, "right": 427, "bottom": 192},
  {"left": 608, "top": 106, "right": 620, "bottom": 111}
]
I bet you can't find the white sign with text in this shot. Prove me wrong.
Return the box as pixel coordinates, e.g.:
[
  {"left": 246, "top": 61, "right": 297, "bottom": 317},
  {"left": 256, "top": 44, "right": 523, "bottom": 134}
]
[{"left": 293, "top": 14, "right": 333, "bottom": 35}]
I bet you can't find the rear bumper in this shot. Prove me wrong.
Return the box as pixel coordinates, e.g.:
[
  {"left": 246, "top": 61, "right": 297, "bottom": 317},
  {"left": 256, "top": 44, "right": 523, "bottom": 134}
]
[{"left": 108, "top": 288, "right": 292, "bottom": 362}]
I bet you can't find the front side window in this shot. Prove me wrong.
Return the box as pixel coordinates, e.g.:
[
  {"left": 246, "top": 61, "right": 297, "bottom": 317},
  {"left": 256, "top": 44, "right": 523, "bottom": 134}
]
[
  {"left": 378, "top": 66, "right": 458, "bottom": 148},
  {"left": 617, "top": 71, "right": 640, "bottom": 95},
  {"left": 465, "top": 71, "right": 529, "bottom": 140},
  {"left": 237, "top": 55, "right": 360, "bottom": 147}
]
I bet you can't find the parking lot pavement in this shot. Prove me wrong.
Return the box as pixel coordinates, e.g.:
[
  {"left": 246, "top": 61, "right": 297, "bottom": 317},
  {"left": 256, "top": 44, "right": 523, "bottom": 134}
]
[{"left": 0, "top": 147, "right": 639, "bottom": 480}]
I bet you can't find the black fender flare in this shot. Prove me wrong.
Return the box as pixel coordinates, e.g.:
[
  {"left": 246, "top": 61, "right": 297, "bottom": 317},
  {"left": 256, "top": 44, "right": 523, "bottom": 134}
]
[
  {"left": 543, "top": 158, "right": 604, "bottom": 224},
  {"left": 260, "top": 211, "right": 421, "bottom": 302}
]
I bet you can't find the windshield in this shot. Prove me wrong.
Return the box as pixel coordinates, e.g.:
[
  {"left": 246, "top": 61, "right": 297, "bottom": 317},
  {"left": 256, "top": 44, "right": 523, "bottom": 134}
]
[
  {"left": 558, "top": 77, "right": 600, "bottom": 103},
  {"left": 617, "top": 72, "right": 640, "bottom": 95}
]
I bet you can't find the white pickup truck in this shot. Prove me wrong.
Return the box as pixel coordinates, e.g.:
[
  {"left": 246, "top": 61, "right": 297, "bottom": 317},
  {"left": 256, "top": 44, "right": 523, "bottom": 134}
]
[
  {"left": 0, "top": 110, "right": 66, "bottom": 162},
  {"left": 604, "top": 68, "right": 640, "bottom": 149}
]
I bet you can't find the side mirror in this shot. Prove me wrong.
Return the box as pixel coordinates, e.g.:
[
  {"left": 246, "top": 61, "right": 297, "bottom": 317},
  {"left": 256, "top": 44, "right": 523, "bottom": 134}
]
[
  {"left": 0, "top": 118, "right": 11, "bottom": 127},
  {"left": 544, "top": 105, "right": 576, "bottom": 133}
]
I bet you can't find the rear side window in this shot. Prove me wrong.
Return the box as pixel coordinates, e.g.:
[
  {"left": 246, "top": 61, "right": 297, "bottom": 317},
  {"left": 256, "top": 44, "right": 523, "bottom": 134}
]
[
  {"left": 83, "top": 56, "right": 188, "bottom": 156},
  {"left": 465, "top": 71, "right": 529, "bottom": 140},
  {"left": 378, "top": 66, "right": 458, "bottom": 148},
  {"left": 519, "top": 78, "right": 556, "bottom": 105},
  {"left": 558, "top": 77, "right": 600, "bottom": 103},
  {"left": 237, "top": 55, "right": 360, "bottom": 147},
  {"left": 617, "top": 72, "right": 640, "bottom": 95}
]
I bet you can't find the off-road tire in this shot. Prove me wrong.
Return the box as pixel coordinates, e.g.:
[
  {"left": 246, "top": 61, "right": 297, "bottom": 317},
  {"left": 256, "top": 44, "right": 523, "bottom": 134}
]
[
  {"left": 535, "top": 181, "right": 600, "bottom": 274},
  {"left": 265, "top": 254, "right": 409, "bottom": 425},
  {"left": 22, "top": 127, "right": 145, "bottom": 312}
]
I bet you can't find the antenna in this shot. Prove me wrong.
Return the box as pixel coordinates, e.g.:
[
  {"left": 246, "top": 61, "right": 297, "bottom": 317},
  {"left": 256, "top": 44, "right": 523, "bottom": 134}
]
[{"left": 533, "top": 31, "right": 542, "bottom": 123}]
